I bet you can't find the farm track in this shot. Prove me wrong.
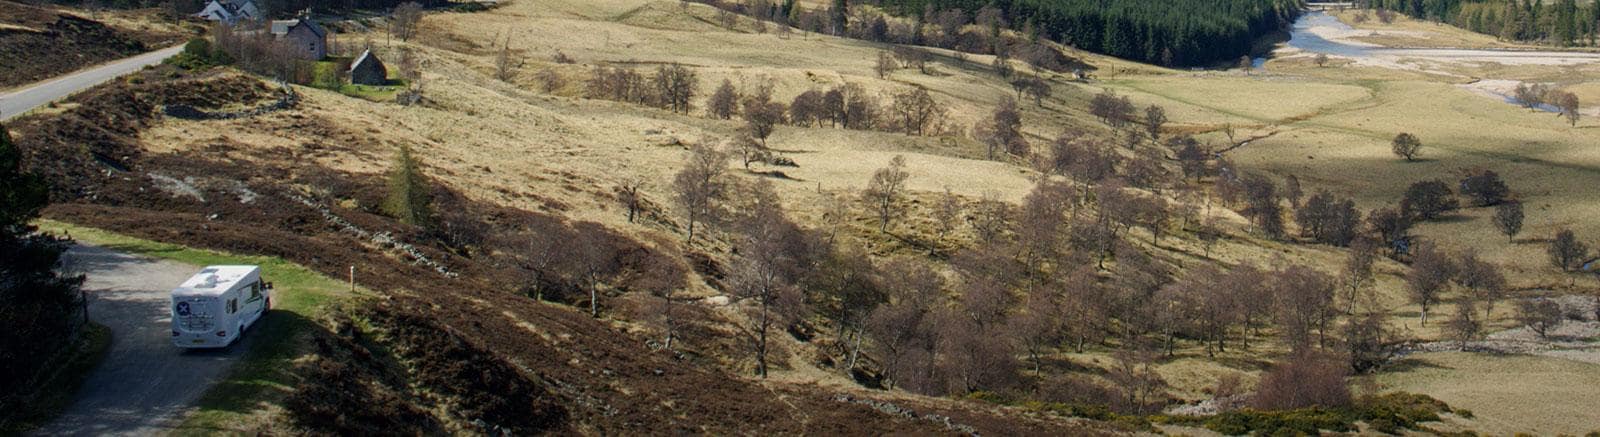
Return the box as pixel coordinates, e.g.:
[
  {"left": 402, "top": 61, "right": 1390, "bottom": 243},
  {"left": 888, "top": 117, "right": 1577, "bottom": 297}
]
[{"left": 30, "top": 244, "right": 248, "bottom": 436}]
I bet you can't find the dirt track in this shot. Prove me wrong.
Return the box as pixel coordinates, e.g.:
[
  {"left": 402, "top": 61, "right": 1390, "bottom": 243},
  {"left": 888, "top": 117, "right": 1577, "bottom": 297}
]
[{"left": 30, "top": 244, "right": 247, "bottom": 436}]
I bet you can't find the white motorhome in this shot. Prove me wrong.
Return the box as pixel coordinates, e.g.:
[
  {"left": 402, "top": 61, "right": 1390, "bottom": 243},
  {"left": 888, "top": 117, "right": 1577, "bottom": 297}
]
[{"left": 171, "top": 265, "right": 271, "bottom": 348}]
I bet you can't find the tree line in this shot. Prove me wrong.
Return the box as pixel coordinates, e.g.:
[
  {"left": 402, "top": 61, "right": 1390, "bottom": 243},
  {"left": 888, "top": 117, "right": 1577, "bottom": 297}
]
[
  {"left": 0, "top": 122, "right": 88, "bottom": 428},
  {"left": 1363, "top": 0, "right": 1600, "bottom": 46},
  {"left": 580, "top": 65, "right": 955, "bottom": 162},
  {"left": 877, "top": 0, "right": 1302, "bottom": 67}
]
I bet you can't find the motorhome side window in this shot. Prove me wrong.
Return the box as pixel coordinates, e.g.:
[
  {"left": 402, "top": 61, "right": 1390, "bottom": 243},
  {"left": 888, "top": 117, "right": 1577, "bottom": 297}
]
[
  {"left": 228, "top": 299, "right": 237, "bottom": 314},
  {"left": 250, "top": 282, "right": 261, "bottom": 300}
]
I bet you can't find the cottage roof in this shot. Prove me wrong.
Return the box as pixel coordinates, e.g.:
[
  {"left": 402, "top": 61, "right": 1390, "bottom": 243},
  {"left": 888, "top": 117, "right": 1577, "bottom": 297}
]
[
  {"left": 219, "top": 0, "right": 254, "bottom": 13},
  {"left": 350, "top": 49, "right": 381, "bottom": 72},
  {"left": 270, "top": 18, "right": 326, "bottom": 38}
]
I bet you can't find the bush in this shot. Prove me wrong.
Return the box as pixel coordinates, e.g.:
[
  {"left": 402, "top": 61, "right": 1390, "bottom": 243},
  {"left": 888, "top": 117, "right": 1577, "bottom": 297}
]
[
  {"left": 1191, "top": 392, "right": 1450, "bottom": 435},
  {"left": 1252, "top": 351, "right": 1351, "bottom": 410},
  {"left": 167, "top": 37, "right": 233, "bottom": 70}
]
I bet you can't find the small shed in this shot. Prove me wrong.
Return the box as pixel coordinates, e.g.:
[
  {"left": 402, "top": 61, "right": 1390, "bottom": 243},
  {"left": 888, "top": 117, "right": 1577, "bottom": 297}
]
[{"left": 349, "top": 49, "right": 388, "bottom": 86}]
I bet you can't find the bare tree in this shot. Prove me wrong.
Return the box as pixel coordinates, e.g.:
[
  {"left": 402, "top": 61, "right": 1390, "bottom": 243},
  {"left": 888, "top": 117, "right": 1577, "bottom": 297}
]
[
  {"left": 742, "top": 81, "right": 787, "bottom": 146},
  {"left": 729, "top": 180, "right": 805, "bottom": 378},
  {"left": 1252, "top": 351, "right": 1351, "bottom": 410},
  {"left": 1284, "top": 175, "right": 1304, "bottom": 210},
  {"left": 733, "top": 131, "right": 768, "bottom": 169},
  {"left": 1341, "top": 237, "right": 1379, "bottom": 314},
  {"left": 654, "top": 63, "right": 699, "bottom": 114},
  {"left": 1274, "top": 265, "right": 1338, "bottom": 352},
  {"left": 890, "top": 87, "right": 945, "bottom": 136},
  {"left": 1241, "top": 174, "right": 1285, "bottom": 239},
  {"left": 970, "top": 192, "right": 1010, "bottom": 244},
  {"left": 1513, "top": 82, "right": 1549, "bottom": 109},
  {"left": 1017, "top": 179, "right": 1072, "bottom": 272},
  {"left": 863, "top": 155, "right": 911, "bottom": 233},
  {"left": 1295, "top": 190, "right": 1361, "bottom": 246},
  {"left": 672, "top": 144, "right": 730, "bottom": 245},
  {"left": 1346, "top": 310, "right": 1396, "bottom": 373},
  {"left": 789, "top": 89, "right": 827, "bottom": 127},
  {"left": 1144, "top": 105, "right": 1168, "bottom": 145},
  {"left": 875, "top": 50, "right": 896, "bottom": 79},
  {"left": 1446, "top": 292, "right": 1478, "bottom": 347},
  {"left": 617, "top": 177, "right": 646, "bottom": 223},
  {"left": 1023, "top": 77, "right": 1051, "bottom": 107},
  {"left": 639, "top": 255, "right": 689, "bottom": 350},
  {"left": 506, "top": 220, "right": 574, "bottom": 301},
  {"left": 1459, "top": 170, "right": 1510, "bottom": 207},
  {"left": 1314, "top": 53, "right": 1330, "bottom": 67},
  {"left": 1494, "top": 201, "right": 1524, "bottom": 243},
  {"left": 933, "top": 187, "right": 962, "bottom": 242},
  {"left": 1401, "top": 180, "right": 1458, "bottom": 221},
  {"left": 975, "top": 96, "right": 1026, "bottom": 159},
  {"left": 810, "top": 244, "right": 884, "bottom": 372},
  {"left": 707, "top": 79, "right": 740, "bottom": 120},
  {"left": 1107, "top": 348, "right": 1168, "bottom": 414},
  {"left": 892, "top": 46, "right": 930, "bottom": 74},
  {"left": 1367, "top": 206, "right": 1412, "bottom": 251},
  {"left": 396, "top": 46, "right": 421, "bottom": 84},
  {"left": 571, "top": 222, "right": 623, "bottom": 318},
  {"left": 1456, "top": 251, "right": 1506, "bottom": 320},
  {"left": 1516, "top": 298, "right": 1563, "bottom": 338},
  {"left": 1089, "top": 89, "right": 1134, "bottom": 128},
  {"left": 1555, "top": 91, "right": 1581, "bottom": 126},
  {"left": 391, "top": 2, "right": 424, "bottom": 42},
  {"left": 1407, "top": 241, "right": 1455, "bottom": 326},
  {"left": 1548, "top": 229, "right": 1590, "bottom": 273},
  {"left": 1391, "top": 133, "right": 1422, "bottom": 162},
  {"left": 535, "top": 68, "right": 565, "bottom": 93},
  {"left": 832, "top": 83, "right": 881, "bottom": 130},
  {"left": 494, "top": 35, "right": 522, "bottom": 82},
  {"left": 866, "top": 258, "right": 946, "bottom": 393}
]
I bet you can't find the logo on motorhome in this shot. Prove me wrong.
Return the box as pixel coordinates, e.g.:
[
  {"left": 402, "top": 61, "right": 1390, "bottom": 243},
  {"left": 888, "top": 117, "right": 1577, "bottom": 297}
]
[{"left": 176, "top": 302, "right": 191, "bottom": 316}]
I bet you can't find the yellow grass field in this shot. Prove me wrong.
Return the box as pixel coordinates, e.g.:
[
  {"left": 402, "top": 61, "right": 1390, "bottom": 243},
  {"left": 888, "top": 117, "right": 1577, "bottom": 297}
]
[{"left": 1377, "top": 352, "right": 1600, "bottom": 436}]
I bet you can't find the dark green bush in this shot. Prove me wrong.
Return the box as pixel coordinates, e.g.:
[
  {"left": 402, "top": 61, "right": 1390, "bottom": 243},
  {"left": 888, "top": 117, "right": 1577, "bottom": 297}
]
[
  {"left": 1187, "top": 393, "right": 1449, "bottom": 435},
  {"left": 168, "top": 37, "right": 233, "bottom": 70}
]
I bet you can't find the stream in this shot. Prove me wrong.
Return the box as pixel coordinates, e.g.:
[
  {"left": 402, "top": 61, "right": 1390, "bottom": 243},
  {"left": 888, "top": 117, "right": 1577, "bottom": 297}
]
[{"left": 1271, "top": 11, "right": 1600, "bottom": 112}]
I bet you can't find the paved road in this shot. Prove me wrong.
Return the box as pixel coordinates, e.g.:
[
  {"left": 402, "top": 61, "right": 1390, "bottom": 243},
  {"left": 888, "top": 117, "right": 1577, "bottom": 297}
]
[
  {"left": 31, "top": 244, "right": 249, "bottom": 436},
  {"left": 0, "top": 45, "right": 182, "bottom": 122}
]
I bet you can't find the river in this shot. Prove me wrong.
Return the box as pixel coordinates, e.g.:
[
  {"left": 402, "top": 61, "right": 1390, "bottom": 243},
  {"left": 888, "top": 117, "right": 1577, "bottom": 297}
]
[{"left": 1274, "top": 11, "right": 1600, "bottom": 111}]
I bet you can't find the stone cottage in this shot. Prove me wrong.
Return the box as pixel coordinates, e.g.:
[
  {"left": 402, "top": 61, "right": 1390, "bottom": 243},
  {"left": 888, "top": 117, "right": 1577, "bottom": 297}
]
[
  {"left": 269, "top": 16, "right": 327, "bottom": 61},
  {"left": 349, "top": 49, "right": 388, "bottom": 85}
]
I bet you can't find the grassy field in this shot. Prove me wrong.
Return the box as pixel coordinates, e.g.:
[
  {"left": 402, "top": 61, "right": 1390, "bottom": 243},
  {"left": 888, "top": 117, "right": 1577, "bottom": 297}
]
[
  {"left": 1377, "top": 352, "right": 1600, "bottom": 435},
  {"left": 1326, "top": 9, "right": 1524, "bottom": 50},
  {"left": 36, "top": 220, "right": 358, "bottom": 434}
]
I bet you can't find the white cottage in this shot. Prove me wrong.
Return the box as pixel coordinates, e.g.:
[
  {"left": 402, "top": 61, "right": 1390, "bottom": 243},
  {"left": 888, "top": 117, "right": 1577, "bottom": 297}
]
[{"left": 195, "top": 0, "right": 260, "bottom": 24}]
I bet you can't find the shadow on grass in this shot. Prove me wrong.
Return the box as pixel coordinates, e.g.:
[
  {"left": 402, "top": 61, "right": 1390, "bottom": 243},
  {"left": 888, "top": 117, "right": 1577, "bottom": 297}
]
[
  {"left": 171, "top": 308, "right": 328, "bottom": 435},
  {"left": 1382, "top": 357, "right": 1452, "bottom": 374}
]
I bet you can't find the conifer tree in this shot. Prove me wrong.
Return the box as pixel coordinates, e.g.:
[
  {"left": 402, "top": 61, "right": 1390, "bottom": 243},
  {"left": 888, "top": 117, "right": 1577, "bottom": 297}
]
[{"left": 383, "top": 144, "right": 434, "bottom": 229}]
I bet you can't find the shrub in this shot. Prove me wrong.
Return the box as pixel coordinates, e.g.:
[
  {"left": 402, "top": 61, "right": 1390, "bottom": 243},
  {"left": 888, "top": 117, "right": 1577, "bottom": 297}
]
[
  {"left": 1192, "top": 393, "right": 1450, "bottom": 435},
  {"left": 168, "top": 38, "right": 221, "bottom": 70}
]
